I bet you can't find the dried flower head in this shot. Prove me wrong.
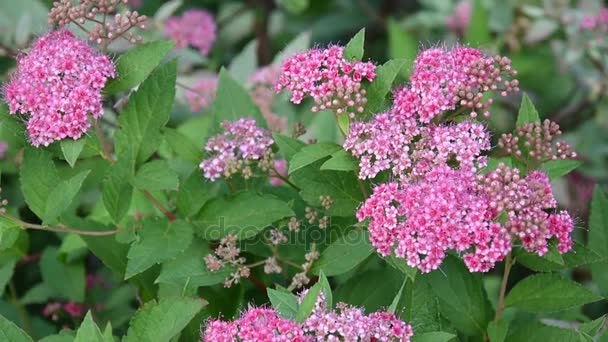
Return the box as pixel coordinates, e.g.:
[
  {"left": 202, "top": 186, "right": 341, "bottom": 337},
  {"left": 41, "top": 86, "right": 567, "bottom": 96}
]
[{"left": 164, "top": 9, "right": 216, "bottom": 56}]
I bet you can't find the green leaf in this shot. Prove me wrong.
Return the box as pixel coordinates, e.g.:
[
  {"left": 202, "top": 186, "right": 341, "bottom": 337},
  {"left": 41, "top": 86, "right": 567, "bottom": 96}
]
[
  {"left": 133, "top": 160, "right": 179, "bottom": 192},
  {"left": 0, "top": 217, "right": 21, "bottom": 251},
  {"left": 44, "top": 170, "right": 90, "bottom": 224},
  {"left": 580, "top": 315, "right": 606, "bottom": 337},
  {"left": 425, "top": 256, "right": 492, "bottom": 336},
  {"left": 363, "top": 58, "right": 408, "bottom": 116},
  {"left": 295, "top": 281, "right": 322, "bottom": 323},
  {"left": 228, "top": 39, "right": 257, "bottom": 83},
  {"left": 60, "top": 139, "right": 85, "bottom": 168},
  {"left": 505, "top": 323, "right": 580, "bottom": 342},
  {"left": 267, "top": 288, "right": 299, "bottom": 320},
  {"left": 311, "top": 230, "right": 373, "bottom": 276},
  {"left": 124, "top": 297, "right": 206, "bottom": 342},
  {"left": 74, "top": 311, "right": 104, "bottom": 342},
  {"left": 466, "top": 0, "right": 491, "bottom": 46},
  {"left": 104, "top": 40, "right": 175, "bottom": 95},
  {"left": 516, "top": 93, "right": 540, "bottom": 126},
  {"left": 388, "top": 278, "right": 407, "bottom": 314},
  {"left": 343, "top": 28, "right": 365, "bottom": 61},
  {"left": 40, "top": 247, "right": 85, "bottom": 302},
  {"left": 335, "top": 268, "right": 404, "bottom": 313},
  {"left": 0, "top": 261, "right": 16, "bottom": 295},
  {"left": 176, "top": 171, "right": 220, "bottom": 218},
  {"left": 0, "top": 313, "right": 33, "bottom": 342},
  {"left": 540, "top": 160, "right": 581, "bottom": 180},
  {"left": 337, "top": 114, "right": 350, "bottom": 135},
  {"left": 273, "top": 31, "right": 311, "bottom": 66},
  {"left": 399, "top": 277, "right": 442, "bottom": 333},
  {"left": 504, "top": 273, "right": 602, "bottom": 312},
  {"left": 589, "top": 187, "right": 608, "bottom": 296},
  {"left": 412, "top": 332, "right": 456, "bottom": 342},
  {"left": 387, "top": 18, "right": 416, "bottom": 75},
  {"left": 515, "top": 243, "right": 564, "bottom": 272},
  {"left": 487, "top": 320, "right": 508, "bottom": 342},
  {"left": 317, "top": 271, "right": 333, "bottom": 309},
  {"left": 21, "top": 283, "right": 56, "bottom": 305},
  {"left": 288, "top": 143, "right": 341, "bottom": 174},
  {"left": 320, "top": 150, "right": 357, "bottom": 172},
  {"left": 193, "top": 192, "right": 294, "bottom": 240},
  {"left": 20, "top": 148, "right": 61, "bottom": 220},
  {"left": 102, "top": 153, "right": 134, "bottom": 224},
  {"left": 273, "top": 134, "right": 305, "bottom": 161},
  {"left": 385, "top": 255, "right": 417, "bottom": 281},
  {"left": 114, "top": 59, "right": 177, "bottom": 165},
  {"left": 213, "top": 68, "right": 266, "bottom": 128},
  {"left": 162, "top": 128, "right": 203, "bottom": 164},
  {"left": 125, "top": 218, "right": 193, "bottom": 279},
  {"left": 156, "top": 239, "right": 232, "bottom": 288},
  {"left": 58, "top": 234, "right": 87, "bottom": 263},
  {"left": 277, "top": 0, "right": 309, "bottom": 14}
]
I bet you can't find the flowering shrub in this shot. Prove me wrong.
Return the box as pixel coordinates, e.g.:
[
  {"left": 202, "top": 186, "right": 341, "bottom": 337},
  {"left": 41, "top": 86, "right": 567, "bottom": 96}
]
[{"left": 0, "top": 1, "right": 606, "bottom": 342}]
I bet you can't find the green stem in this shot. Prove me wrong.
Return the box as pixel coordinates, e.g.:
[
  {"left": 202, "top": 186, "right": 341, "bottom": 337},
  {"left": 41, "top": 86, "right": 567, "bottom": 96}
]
[
  {"left": 1, "top": 213, "right": 119, "bottom": 236},
  {"left": 495, "top": 254, "right": 514, "bottom": 321}
]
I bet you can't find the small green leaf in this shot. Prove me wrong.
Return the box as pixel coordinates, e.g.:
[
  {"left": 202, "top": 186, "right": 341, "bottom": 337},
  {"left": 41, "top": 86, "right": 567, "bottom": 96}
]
[
  {"left": 412, "top": 332, "right": 456, "bottom": 342},
  {"left": 273, "top": 134, "right": 305, "bottom": 161},
  {"left": 102, "top": 156, "right": 134, "bottom": 224},
  {"left": 133, "top": 160, "right": 179, "bottom": 192},
  {"left": 0, "top": 261, "right": 16, "bottom": 295},
  {"left": 40, "top": 247, "right": 85, "bottom": 302},
  {"left": 466, "top": 0, "right": 491, "bottom": 46},
  {"left": 213, "top": 68, "right": 266, "bottom": 128},
  {"left": 337, "top": 114, "right": 350, "bottom": 135},
  {"left": 0, "top": 313, "right": 33, "bottom": 342},
  {"left": 487, "top": 320, "right": 508, "bottom": 342},
  {"left": 385, "top": 255, "right": 417, "bottom": 281},
  {"left": 60, "top": 139, "right": 85, "bottom": 168},
  {"left": 364, "top": 58, "right": 408, "bottom": 116},
  {"left": 540, "top": 160, "right": 581, "bottom": 180},
  {"left": 163, "top": 128, "right": 203, "bottom": 164},
  {"left": 343, "top": 28, "right": 365, "bottom": 61},
  {"left": 0, "top": 217, "right": 21, "bottom": 251},
  {"left": 125, "top": 218, "right": 193, "bottom": 279},
  {"left": 194, "top": 192, "right": 294, "bottom": 240},
  {"left": 20, "top": 148, "right": 61, "bottom": 220},
  {"left": 317, "top": 271, "right": 333, "bottom": 310},
  {"left": 74, "top": 311, "right": 104, "bottom": 342},
  {"left": 176, "top": 171, "right": 220, "bottom": 218},
  {"left": 267, "top": 288, "right": 299, "bottom": 320},
  {"left": 320, "top": 150, "right": 358, "bottom": 171},
  {"left": 44, "top": 170, "right": 90, "bottom": 224},
  {"left": 516, "top": 93, "right": 540, "bottom": 126},
  {"left": 504, "top": 273, "right": 602, "bottom": 312},
  {"left": 228, "top": 39, "right": 257, "bottom": 83},
  {"left": 589, "top": 187, "right": 608, "bottom": 297},
  {"left": 124, "top": 297, "right": 206, "bottom": 342},
  {"left": 104, "top": 40, "right": 175, "bottom": 95},
  {"left": 388, "top": 278, "right": 407, "bottom": 314},
  {"left": 311, "top": 230, "right": 373, "bottom": 276},
  {"left": 295, "top": 281, "right": 321, "bottom": 323},
  {"left": 387, "top": 18, "right": 416, "bottom": 74},
  {"left": 288, "top": 143, "right": 341, "bottom": 174}
]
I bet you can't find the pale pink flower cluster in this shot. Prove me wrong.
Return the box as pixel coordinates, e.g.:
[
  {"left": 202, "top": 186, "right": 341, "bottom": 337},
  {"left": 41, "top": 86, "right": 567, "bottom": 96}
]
[
  {"left": 446, "top": 1, "right": 472, "bottom": 36},
  {"left": 270, "top": 159, "right": 288, "bottom": 186},
  {"left": 164, "top": 9, "right": 217, "bottom": 56},
  {"left": 580, "top": 8, "right": 608, "bottom": 31},
  {"left": 202, "top": 294, "right": 413, "bottom": 341},
  {"left": 200, "top": 119, "right": 274, "bottom": 181},
  {"left": 275, "top": 46, "right": 376, "bottom": 118},
  {"left": 4, "top": 31, "right": 115, "bottom": 147},
  {"left": 250, "top": 66, "right": 288, "bottom": 132},
  {"left": 185, "top": 76, "right": 218, "bottom": 113}
]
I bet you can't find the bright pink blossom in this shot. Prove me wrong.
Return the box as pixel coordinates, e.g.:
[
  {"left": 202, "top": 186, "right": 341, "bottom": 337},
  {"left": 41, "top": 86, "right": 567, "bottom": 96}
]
[
  {"left": 164, "top": 9, "right": 216, "bottom": 56},
  {"left": 4, "top": 30, "right": 115, "bottom": 147},
  {"left": 63, "top": 302, "right": 85, "bottom": 318}
]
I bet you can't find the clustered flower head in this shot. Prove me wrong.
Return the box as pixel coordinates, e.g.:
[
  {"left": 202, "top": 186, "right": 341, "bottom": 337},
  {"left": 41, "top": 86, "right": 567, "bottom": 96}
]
[
  {"left": 4, "top": 30, "right": 116, "bottom": 147},
  {"left": 203, "top": 235, "right": 251, "bottom": 288},
  {"left": 498, "top": 119, "right": 577, "bottom": 161},
  {"left": 201, "top": 293, "right": 413, "bottom": 341},
  {"left": 164, "top": 9, "right": 217, "bottom": 56},
  {"left": 185, "top": 75, "right": 218, "bottom": 113},
  {"left": 250, "top": 66, "right": 287, "bottom": 132},
  {"left": 579, "top": 8, "right": 608, "bottom": 31},
  {"left": 446, "top": 0, "right": 472, "bottom": 36},
  {"left": 200, "top": 119, "right": 274, "bottom": 181},
  {"left": 49, "top": 0, "right": 147, "bottom": 46},
  {"left": 276, "top": 46, "right": 376, "bottom": 118}
]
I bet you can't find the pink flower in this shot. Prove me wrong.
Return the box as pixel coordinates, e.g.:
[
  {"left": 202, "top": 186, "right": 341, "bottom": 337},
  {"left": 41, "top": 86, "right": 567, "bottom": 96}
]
[
  {"left": 185, "top": 75, "right": 218, "bottom": 113},
  {"left": 0, "top": 142, "right": 7, "bottom": 159},
  {"left": 3, "top": 30, "right": 115, "bottom": 147},
  {"left": 63, "top": 302, "right": 85, "bottom": 318},
  {"left": 269, "top": 159, "right": 288, "bottom": 186},
  {"left": 446, "top": 1, "right": 472, "bottom": 36},
  {"left": 203, "top": 308, "right": 306, "bottom": 341},
  {"left": 164, "top": 9, "right": 216, "bottom": 56},
  {"left": 276, "top": 45, "right": 376, "bottom": 118},
  {"left": 250, "top": 66, "right": 287, "bottom": 132}
]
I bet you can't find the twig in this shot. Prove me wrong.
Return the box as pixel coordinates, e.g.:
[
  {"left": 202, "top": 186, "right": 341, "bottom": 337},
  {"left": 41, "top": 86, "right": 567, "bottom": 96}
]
[
  {"left": 494, "top": 254, "right": 514, "bottom": 321},
  {"left": 1, "top": 213, "right": 119, "bottom": 236},
  {"left": 93, "top": 120, "right": 114, "bottom": 163},
  {"left": 142, "top": 190, "right": 177, "bottom": 222},
  {"left": 271, "top": 168, "right": 301, "bottom": 191}
]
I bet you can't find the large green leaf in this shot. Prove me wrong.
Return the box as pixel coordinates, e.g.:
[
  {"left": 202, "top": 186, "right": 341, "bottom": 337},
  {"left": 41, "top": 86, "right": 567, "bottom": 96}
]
[
  {"left": 311, "top": 230, "right": 373, "bottom": 276},
  {"left": 267, "top": 288, "right": 299, "bottom": 320},
  {"left": 0, "top": 314, "right": 33, "bottom": 342},
  {"left": 102, "top": 155, "right": 134, "bottom": 224},
  {"left": 590, "top": 187, "right": 608, "bottom": 296},
  {"left": 412, "top": 332, "right": 456, "bottom": 342},
  {"left": 125, "top": 219, "right": 193, "bottom": 279},
  {"left": 20, "top": 148, "right": 60, "bottom": 220},
  {"left": 193, "top": 192, "right": 294, "bottom": 240},
  {"left": 273, "top": 134, "right": 306, "bottom": 161},
  {"left": 385, "top": 255, "right": 417, "bottom": 281},
  {"left": 504, "top": 273, "right": 602, "bottom": 312},
  {"left": 212, "top": 68, "right": 266, "bottom": 128},
  {"left": 363, "top": 59, "right": 408, "bottom": 116},
  {"left": 0, "top": 217, "right": 21, "bottom": 251},
  {"left": 505, "top": 323, "right": 581, "bottom": 342},
  {"left": 124, "top": 297, "right": 206, "bottom": 342},
  {"left": 44, "top": 170, "right": 90, "bottom": 224},
  {"left": 466, "top": 0, "right": 491, "bottom": 46},
  {"left": 288, "top": 143, "right": 341, "bottom": 174},
  {"left": 335, "top": 268, "right": 404, "bottom": 313},
  {"left": 162, "top": 128, "right": 203, "bottom": 164},
  {"left": 133, "top": 160, "right": 179, "bottom": 192},
  {"left": 114, "top": 60, "right": 177, "bottom": 165},
  {"left": 104, "top": 40, "right": 175, "bottom": 95},
  {"left": 176, "top": 171, "right": 220, "bottom": 218},
  {"left": 539, "top": 160, "right": 581, "bottom": 180},
  {"left": 40, "top": 247, "right": 85, "bottom": 302},
  {"left": 343, "top": 28, "right": 365, "bottom": 61},
  {"left": 320, "top": 150, "right": 358, "bottom": 172},
  {"left": 398, "top": 278, "right": 442, "bottom": 333}
]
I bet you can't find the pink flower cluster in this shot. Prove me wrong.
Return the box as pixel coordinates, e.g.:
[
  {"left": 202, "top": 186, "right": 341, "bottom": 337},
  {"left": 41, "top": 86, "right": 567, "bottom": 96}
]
[
  {"left": 164, "top": 9, "right": 217, "bottom": 56},
  {"left": 580, "top": 8, "right": 608, "bottom": 30},
  {"left": 276, "top": 46, "right": 376, "bottom": 118},
  {"left": 200, "top": 119, "right": 274, "bottom": 181},
  {"left": 4, "top": 31, "right": 115, "bottom": 147},
  {"left": 446, "top": 1, "right": 472, "bottom": 36},
  {"left": 202, "top": 294, "right": 413, "bottom": 341},
  {"left": 250, "top": 66, "right": 288, "bottom": 132},
  {"left": 185, "top": 75, "right": 218, "bottom": 113}
]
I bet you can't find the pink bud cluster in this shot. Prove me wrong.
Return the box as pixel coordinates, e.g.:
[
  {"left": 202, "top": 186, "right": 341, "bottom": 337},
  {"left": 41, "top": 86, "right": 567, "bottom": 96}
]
[
  {"left": 275, "top": 46, "right": 376, "bottom": 118},
  {"left": 200, "top": 119, "right": 274, "bottom": 181},
  {"left": 3, "top": 31, "right": 115, "bottom": 147},
  {"left": 498, "top": 119, "right": 576, "bottom": 162},
  {"left": 202, "top": 294, "right": 413, "bottom": 341},
  {"left": 164, "top": 9, "right": 217, "bottom": 57}
]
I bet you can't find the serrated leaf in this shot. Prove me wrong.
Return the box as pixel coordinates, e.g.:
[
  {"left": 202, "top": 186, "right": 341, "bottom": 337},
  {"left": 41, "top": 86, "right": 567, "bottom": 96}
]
[
  {"left": 311, "top": 230, "right": 373, "bottom": 276},
  {"left": 104, "top": 40, "right": 175, "bottom": 95},
  {"left": 343, "top": 28, "right": 365, "bottom": 61},
  {"left": 20, "top": 148, "right": 61, "bottom": 220},
  {"left": 163, "top": 128, "right": 203, "bottom": 164},
  {"left": 125, "top": 218, "right": 193, "bottom": 279},
  {"left": 40, "top": 247, "right": 85, "bottom": 302},
  {"left": 176, "top": 171, "right": 220, "bottom": 218},
  {"left": 487, "top": 320, "right": 508, "bottom": 342},
  {"left": 0, "top": 217, "right": 21, "bottom": 251},
  {"left": 102, "top": 156, "right": 134, "bottom": 224},
  {"left": 133, "top": 160, "right": 179, "bottom": 192},
  {"left": 579, "top": 315, "right": 606, "bottom": 337},
  {"left": 295, "top": 280, "right": 322, "bottom": 323},
  {"left": 317, "top": 271, "right": 333, "bottom": 310},
  {"left": 589, "top": 187, "right": 608, "bottom": 296},
  {"left": 364, "top": 58, "right": 408, "bottom": 116},
  {"left": 193, "top": 192, "right": 294, "bottom": 240},
  {"left": 273, "top": 134, "right": 305, "bottom": 161},
  {"left": 228, "top": 39, "right": 257, "bottom": 83},
  {"left": 74, "top": 311, "right": 104, "bottom": 342},
  {"left": 213, "top": 68, "right": 266, "bottom": 128},
  {"left": 60, "top": 139, "right": 85, "bottom": 168},
  {"left": 412, "top": 332, "right": 456, "bottom": 342},
  {"left": 288, "top": 143, "right": 341, "bottom": 174},
  {"left": 267, "top": 288, "right": 299, "bottom": 320},
  {"left": 540, "top": 160, "right": 581, "bottom": 180},
  {"left": 320, "top": 149, "right": 358, "bottom": 171},
  {"left": 124, "top": 297, "right": 206, "bottom": 342},
  {"left": 504, "top": 273, "right": 602, "bottom": 312},
  {"left": 516, "top": 93, "right": 540, "bottom": 126},
  {"left": 385, "top": 255, "right": 417, "bottom": 281},
  {"left": 0, "top": 314, "right": 33, "bottom": 342},
  {"left": 44, "top": 170, "right": 90, "bottom": 224},
  {"left": 466, "top": 0, "right": 491, "bottom": 46},
  {"left": 114, "top": 59, "right": 177, "bottom": 165}
]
